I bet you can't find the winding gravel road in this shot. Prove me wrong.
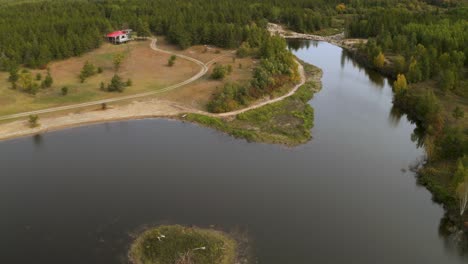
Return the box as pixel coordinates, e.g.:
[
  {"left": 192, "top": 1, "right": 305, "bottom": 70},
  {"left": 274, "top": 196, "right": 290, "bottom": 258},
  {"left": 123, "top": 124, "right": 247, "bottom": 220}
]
[
  {"left": 0, "top": 38, "right": 306, "bottom": 121},
  {"left": 0, "top": 38, "right": 213, "bottom": 121}
]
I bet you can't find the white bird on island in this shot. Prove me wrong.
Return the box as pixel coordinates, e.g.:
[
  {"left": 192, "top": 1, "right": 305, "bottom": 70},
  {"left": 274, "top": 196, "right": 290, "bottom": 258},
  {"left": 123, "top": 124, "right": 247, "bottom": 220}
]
[{"left": 193, "top": 246, "right": 206, "bottom": 251}]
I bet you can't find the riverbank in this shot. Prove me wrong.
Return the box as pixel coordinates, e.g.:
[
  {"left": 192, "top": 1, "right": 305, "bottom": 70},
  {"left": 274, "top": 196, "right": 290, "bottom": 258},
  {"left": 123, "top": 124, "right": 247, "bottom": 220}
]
[
  {"left": 183, "top": 62, "right": 321, "bottom": 146},
  {"left": 0, "top": 60, "right": 318, "bottom": 146},
  {"left": 269, "top": 23, "right": 468, "bottom": 240}
]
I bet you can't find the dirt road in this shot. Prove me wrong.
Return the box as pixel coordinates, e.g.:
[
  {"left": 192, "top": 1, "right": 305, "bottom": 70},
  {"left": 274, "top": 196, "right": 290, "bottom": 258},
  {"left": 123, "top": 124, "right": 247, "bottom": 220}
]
[{"left": 0, "top": 38, "right": 307, "bottom": 141}]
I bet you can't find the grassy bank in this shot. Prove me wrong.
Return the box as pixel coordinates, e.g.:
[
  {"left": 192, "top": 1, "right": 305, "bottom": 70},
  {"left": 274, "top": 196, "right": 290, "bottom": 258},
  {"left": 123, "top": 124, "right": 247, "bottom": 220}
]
[
  {"left": 129, "top": 225, "right": 237, "bottom": 264},
  {"left": 183, "top": 62, "right": 322, "bottom": 146}
]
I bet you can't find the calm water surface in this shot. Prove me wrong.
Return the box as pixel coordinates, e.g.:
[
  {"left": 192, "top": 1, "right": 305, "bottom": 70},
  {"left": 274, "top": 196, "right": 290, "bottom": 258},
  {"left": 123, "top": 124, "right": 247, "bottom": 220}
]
[{"left": 1, "top": 41, "right": 466, "bottom": 263}]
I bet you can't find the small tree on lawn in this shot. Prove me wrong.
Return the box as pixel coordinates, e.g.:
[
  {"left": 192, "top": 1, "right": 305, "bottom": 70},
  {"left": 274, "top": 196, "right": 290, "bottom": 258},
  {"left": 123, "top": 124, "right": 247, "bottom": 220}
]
[
  {"left": 61, "top": 86, "right": 68, "bottom": 96},
  {"left": 42, "top": 70, "right": 53, "bottom": 88},
  {"left": 211, "top": 64, "right": 228, "bottom": 80},
  {"left": 113, "top": 53, "right": 124, "bottom": 72},
  {"left": 8, "top": 67, "right": 19, "bottom": 84},
  {"left": 79, "top": 61, "right": 96, "bottom": 83},
  {"left": 28, "top": 115, "right": 39, "bottom": 128},
  {"left": 168, "top": 55, "right": 176, "bottom": 67},
  {"left": 107, "top": 74, "right": 126, "bottom": 92}
]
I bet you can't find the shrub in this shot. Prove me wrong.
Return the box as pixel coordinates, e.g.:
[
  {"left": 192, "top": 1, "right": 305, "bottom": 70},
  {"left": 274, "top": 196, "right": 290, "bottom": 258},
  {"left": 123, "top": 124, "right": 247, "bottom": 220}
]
[
  {"left": 168, "top": 55, "right": 177, "bottom": 67},
  {"left": 107, "top": 74, "right": 126, "bottom": 92},
  {"left": 211, "top": 65, "right": 229, "bottom": 80},
  {"left": 42, "top": 73, "right": 53, "bottom": 88},
  {"left": 28, "top": 115, "right": 39, "bottom": 128},
  {"left": 79, "top": 61, "right": 96, "bottom": 82},
  {"left": 61, "top": 86, "right": 68, "bottom": 96}
]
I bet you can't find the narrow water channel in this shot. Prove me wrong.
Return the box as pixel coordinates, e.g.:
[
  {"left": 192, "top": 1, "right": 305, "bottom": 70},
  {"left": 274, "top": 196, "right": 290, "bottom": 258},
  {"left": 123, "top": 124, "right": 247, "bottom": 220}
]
[{"left": 0, "top": 40, "right": 465, "bottom": 263}]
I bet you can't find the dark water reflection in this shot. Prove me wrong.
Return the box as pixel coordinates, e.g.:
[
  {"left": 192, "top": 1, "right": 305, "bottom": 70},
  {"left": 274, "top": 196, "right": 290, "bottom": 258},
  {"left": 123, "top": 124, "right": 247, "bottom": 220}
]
[{"left": 0, "top": 40, "right": 466, "bottom": 264}]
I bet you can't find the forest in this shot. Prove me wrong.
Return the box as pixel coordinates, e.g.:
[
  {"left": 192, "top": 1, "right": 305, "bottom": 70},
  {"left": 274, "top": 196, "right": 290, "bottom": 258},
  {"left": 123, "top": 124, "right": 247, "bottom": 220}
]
[
  {"left": 0, "top": 0, "right": 341, "bottom": 70},
  {"left": 0, "top": 0, "right": 466, "bottom": 215}
]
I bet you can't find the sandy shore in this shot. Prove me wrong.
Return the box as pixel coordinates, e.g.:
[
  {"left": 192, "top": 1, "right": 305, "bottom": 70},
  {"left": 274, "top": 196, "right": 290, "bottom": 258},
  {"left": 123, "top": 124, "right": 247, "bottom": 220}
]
[
  {"left": 267, "top": 23, "right": 366, "bottom": 51},
  {"left": 0, "top": 99, "right": 194, "bottom": 141}
]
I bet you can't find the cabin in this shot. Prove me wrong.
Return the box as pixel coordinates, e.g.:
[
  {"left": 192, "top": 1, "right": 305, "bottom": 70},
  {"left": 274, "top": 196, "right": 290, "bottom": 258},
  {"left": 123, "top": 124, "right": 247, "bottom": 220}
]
[{"left": 107, "top": 29, "right": 133, "bottom": 44}]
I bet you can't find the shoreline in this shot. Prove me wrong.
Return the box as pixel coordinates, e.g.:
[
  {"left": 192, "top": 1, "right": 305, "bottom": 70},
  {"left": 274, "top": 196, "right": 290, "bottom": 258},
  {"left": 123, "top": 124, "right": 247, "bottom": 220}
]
[
  {"left": 0, "top": 60, "right": 309, "bottom": 143},
  {"left": 0, "top": 40, "right": 310, "bottom": 143}
]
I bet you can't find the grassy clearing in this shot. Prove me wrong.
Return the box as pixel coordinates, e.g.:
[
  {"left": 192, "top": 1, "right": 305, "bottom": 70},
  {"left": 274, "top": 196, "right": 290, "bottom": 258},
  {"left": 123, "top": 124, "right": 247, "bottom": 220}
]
[
  {"left": 183, "top": 62, "right": 322, "bottom": 146},
  {"left": 160, "top": 54, "right": 256, "bottom": 110},
  {"left": 0, "top": 40, "right": 198, "bottom": 116},
  {"left": 129, "top": 225, "right": 236, "bottom": 264}
]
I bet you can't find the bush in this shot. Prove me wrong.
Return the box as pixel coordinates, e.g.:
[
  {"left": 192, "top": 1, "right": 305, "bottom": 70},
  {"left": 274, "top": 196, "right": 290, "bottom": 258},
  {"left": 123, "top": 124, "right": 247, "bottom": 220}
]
[
  {"left": 61, "top": 86, "right": 68, "bottom": 96},
  {"left": 126, "top": 79, "right": 132, "bottom": 86},
  {"left": 79, "top": 61, "right": 96, "bottom": 82},
  {"left": 211, "top": 64, "right": 229, "bottom": 80},
  {"left": 42, "top": 71, "right": 53, "bottom": 88},
  {"left": 207, "top": 82, "right": 248, "bottom": 113},
  {"left": 107, "top": 74, "right": 126, "bottom": 92},
  {"left": 168, "top": 55, "right": 176, "bottom": 67},
  {"left": 36, "top": 73, "right": 42, "bottom": 81},
  {"left": 28, "top": 115, "right": 39, "bottom": 128}
]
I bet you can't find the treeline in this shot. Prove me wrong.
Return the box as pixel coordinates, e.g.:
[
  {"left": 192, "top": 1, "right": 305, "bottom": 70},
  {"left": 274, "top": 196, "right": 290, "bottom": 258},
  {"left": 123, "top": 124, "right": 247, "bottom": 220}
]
[
  {"left": 207, "top": 35, "right": 298, "bottom": 113},
  {"left": 0, "top": 0, "right": 340, "bottom": 71},
  {"left": 347, "top": 7, "right": 467, "bottom": 89},
  {"left": 0, "top": 1, "right": 109, "bottom": 69}
]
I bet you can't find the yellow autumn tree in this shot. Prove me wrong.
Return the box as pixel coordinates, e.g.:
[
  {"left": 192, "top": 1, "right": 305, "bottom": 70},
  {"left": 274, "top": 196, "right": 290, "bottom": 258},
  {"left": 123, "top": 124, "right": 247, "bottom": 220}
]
[
  {"left": 336, "top": 3, "right": 346, "bottom": 13},
  {"left": 393, "top": 74, "right": 408, "bottom": 94},
  {"left": 373, "top": 52, "right": 385, "bottom": 68}
]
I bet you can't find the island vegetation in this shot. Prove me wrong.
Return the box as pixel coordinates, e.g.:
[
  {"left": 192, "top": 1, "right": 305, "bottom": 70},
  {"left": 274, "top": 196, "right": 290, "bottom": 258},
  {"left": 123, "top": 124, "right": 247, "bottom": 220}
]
[{"left": 129, "top": 225, "right": 237, "bottom": 264}]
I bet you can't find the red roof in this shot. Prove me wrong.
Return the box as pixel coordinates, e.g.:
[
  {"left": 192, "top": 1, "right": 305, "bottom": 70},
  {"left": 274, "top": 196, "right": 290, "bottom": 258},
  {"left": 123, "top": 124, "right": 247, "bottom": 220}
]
[{"left": 107, "top": 31, "right": 126, "bottom": 37}]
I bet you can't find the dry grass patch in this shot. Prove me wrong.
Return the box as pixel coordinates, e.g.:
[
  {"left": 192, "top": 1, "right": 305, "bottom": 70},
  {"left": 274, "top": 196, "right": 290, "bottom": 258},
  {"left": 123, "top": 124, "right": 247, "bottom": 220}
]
[
  {"left": 161, "top": 54, "right": 256, "bottom": 110},
  {"left": 0, "top": 40, "right": 198, "bottom": 116}
]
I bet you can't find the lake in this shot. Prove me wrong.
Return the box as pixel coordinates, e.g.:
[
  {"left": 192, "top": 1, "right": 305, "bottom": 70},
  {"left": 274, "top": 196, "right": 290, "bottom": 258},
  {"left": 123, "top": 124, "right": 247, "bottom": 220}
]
[{"left": 0, "top": 40, "right": 466, "bottom": 263}]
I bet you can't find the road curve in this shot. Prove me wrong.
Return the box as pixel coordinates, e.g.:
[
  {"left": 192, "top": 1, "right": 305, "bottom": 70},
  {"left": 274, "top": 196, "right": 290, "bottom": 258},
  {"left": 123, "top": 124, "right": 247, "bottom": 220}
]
[
  {"left": 213, "top": 62, "right": 305, "bottom": 117},
  {"left": 0, "top": 38, "right": 306, "bottom": 122},
  {"left": 0, "top": 38, "right": 213, "bottom": 121}
]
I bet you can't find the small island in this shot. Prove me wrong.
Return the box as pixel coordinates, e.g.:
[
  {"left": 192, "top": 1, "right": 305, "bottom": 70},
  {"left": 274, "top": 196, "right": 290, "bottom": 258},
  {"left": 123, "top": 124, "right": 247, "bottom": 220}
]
[{"left": 129, "top": 225, "right": 238, "bottom": 264}]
